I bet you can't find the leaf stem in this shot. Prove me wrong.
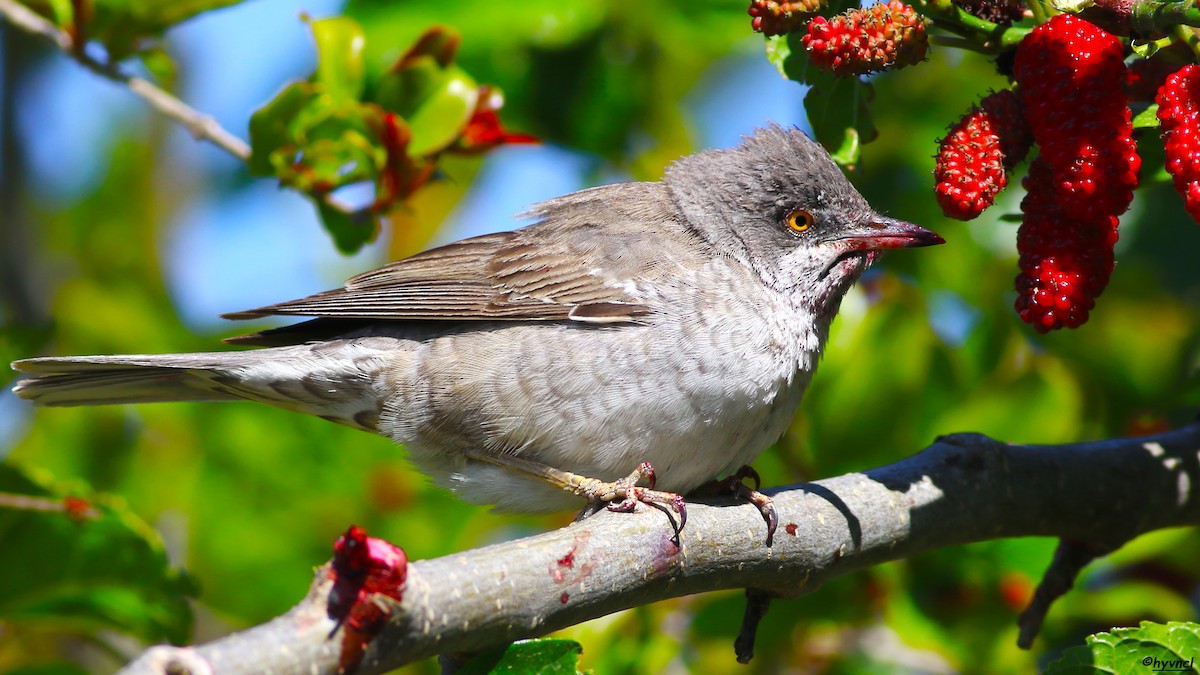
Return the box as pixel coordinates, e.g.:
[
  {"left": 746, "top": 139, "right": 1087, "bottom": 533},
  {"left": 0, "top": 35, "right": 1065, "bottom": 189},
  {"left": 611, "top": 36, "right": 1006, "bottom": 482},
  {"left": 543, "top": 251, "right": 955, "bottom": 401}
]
[
  {"left": 1027, "top": 0, "right": 1049, "bottom": 25},
  {"left": 921, "top": 1, "right": 1032, "bottom": 53}
]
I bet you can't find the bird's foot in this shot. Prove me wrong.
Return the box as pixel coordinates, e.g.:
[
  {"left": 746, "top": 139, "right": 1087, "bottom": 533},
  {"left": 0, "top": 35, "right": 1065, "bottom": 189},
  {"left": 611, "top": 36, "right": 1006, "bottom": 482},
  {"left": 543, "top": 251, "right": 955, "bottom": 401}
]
[
  {"left": 697, "top": 466, "right": 777, "bottom": 545},
  {"left": 571, "top": 462, "right": 687, "bottom": 535},
  {"left": 459, "top": 450, "right": 686, "bottom": 537}
]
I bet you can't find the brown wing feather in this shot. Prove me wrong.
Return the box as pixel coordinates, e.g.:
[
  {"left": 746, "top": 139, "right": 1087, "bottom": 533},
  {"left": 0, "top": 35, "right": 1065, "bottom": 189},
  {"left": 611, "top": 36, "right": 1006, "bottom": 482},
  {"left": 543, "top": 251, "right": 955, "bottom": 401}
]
[{"left": 220, "top": 181, "right": 691, "bottom": 326}]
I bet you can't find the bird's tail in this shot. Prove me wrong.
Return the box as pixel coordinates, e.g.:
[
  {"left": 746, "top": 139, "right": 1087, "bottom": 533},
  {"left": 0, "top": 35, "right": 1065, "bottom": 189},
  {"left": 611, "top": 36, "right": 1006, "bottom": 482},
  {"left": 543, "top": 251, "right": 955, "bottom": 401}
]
[
  {"left": 12, "top": 341, "right": 396, "bottom": 432},
  {"left": 10, "top": 353, "right": 260, "bottom": 406}
]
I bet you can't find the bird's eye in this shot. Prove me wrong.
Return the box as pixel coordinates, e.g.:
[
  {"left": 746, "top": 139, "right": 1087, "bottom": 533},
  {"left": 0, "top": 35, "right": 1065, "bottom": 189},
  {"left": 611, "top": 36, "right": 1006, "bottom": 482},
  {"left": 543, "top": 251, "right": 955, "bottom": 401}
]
[{"left": 786, "top": 209, "right": 815, "bottom": 234}]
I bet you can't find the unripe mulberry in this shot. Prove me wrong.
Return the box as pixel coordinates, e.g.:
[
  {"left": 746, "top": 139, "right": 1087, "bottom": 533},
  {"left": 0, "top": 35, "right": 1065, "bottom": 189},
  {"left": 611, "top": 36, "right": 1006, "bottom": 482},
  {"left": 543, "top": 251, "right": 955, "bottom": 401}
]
[
  {"left": 934, "top": 90, "right": 1032, "bottom": 220},
  {"left": 1156, "top": 65, "right": 1200, "bottom": 223},
  {"left": 749, "top": 0, "right": 823, "bottom": 36},
  {"left": 803, "top": 1, "right": 928, "bottom": 77}
]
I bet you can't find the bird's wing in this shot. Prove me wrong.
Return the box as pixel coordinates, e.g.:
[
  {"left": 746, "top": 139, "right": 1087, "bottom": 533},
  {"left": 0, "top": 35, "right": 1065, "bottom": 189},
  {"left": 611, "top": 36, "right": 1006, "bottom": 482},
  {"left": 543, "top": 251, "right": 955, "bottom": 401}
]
[{"left": 222, "top": 184, "right": 694, "bottom": 335}]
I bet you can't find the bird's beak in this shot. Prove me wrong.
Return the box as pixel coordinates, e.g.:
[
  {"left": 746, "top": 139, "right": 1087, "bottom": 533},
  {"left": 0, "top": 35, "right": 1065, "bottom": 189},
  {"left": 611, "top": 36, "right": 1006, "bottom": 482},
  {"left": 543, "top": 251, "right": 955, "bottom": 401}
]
[{"left": 839, "top": 217, "right": 945, "bottom": 250}]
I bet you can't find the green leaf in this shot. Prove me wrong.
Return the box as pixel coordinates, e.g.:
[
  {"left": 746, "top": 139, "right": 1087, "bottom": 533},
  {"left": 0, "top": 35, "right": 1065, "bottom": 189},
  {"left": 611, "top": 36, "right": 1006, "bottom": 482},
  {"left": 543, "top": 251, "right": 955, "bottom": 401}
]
[
  {"left": 374, "top": 26, "right": 465, "bottom": 116},
  {"left": 138, "top": 47, "right": 178, "bottom": 91},
  {"left": 804, "top": 77, "right": 877, "bottom": 168},
  {"left": 457, "top": 638, "right": 584, "bottom": 675},
  {"left": 405, "top": 67, "right": 479, "bottom": 156},
  {"left": 310, "top": 17, "right": 367, "bottom": 101},
  {"left": 0, "top": 463, "right": 196, "bottom": 644},
  {"left": 1132, "top": 104, "right": 1161, "bottom": 130},
  {"left": 765, "top": 32, "right": 819, "bottom": 85},
  {"left": 44, "top": 0, "right": 76, "bottom": 33},
  {"left": 1045, "top": 621, "right": 1200, "bottom": 674},
  {"left": 248, "top": 82, "right": 321, "bottom": 176},
  {"left": 316, "top": 198, "right": 378, "bottom": 254}
]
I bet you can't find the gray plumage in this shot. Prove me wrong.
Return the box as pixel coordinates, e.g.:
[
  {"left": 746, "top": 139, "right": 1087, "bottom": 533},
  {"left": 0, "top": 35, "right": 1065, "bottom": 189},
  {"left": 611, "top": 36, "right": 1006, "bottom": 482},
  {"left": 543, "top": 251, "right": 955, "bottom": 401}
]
[{"left": 11, "top": 125, "right": 942, "bottom": 513}]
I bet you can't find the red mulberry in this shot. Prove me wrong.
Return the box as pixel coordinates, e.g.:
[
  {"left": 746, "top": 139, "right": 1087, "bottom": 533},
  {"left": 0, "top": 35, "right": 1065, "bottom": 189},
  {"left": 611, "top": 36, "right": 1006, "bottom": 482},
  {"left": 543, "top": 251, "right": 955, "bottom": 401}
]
[
  {"left": 1014, "top": 159, "right": 1119, "bottom": 332},
  {"left": 802, "top": 1, "right": 928, "bottom": 77},
  {"left": 1011, "top": 15, "right": 1137, "bottom": 331},
  {"left": 1156, "top": 65, "right": 1200, "bottom": 223},
  {"left": 934, "top": 90, "right": 1032, "bottom": 220},
  {"left": 1014, "top": 14, "right": 1138, "bottom": 221}
]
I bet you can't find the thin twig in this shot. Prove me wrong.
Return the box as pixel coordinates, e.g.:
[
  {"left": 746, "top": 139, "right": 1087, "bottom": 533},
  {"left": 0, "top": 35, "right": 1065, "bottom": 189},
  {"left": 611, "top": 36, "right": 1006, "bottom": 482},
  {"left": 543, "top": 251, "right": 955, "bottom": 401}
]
[
  {"left": 735, "top": 590, "right": 773, "bottom": 664},
  {"left": 1017, "top": 539, "right": 1119, "bottom": 648},
  {"left": 0, "top": 0, "right": 250, "bottom": 160},
  {"left": 0, "top": 0, "right": 376, "bottom": 225}
]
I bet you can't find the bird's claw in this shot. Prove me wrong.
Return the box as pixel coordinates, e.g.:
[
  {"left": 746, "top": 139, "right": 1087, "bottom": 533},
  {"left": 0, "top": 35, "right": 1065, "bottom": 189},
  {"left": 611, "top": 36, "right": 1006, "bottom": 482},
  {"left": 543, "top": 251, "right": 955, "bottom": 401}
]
[
  {"left": 701, "top": 465, "right": 776, "bottom": 545},
  {"left": 577, "top": 462, "right": 688, "bottom": 537}
]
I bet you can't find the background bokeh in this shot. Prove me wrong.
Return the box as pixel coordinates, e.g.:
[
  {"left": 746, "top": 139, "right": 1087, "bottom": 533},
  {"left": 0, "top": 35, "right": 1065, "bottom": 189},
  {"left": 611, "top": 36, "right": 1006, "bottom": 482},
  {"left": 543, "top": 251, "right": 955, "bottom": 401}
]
[{"left": 2, "top": 0, "right": 1200, "bottom": 673}]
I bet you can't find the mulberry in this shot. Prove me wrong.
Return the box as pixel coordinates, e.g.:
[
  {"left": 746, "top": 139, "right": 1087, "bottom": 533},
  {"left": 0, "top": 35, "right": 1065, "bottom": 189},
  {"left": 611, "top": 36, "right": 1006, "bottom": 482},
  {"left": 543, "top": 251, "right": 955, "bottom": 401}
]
[
  {"left": 1013, "top": 14, "right": 1138, "bottom": 222},
  {"left": 934, "top": 90, "right": 1032, "bottom": 220},
  {"left": 803, "top": 1, "right": 928, "bottom": 77},
  {"left": 1014, "top": 160, "right": 1118, "bottom": 332},
  {"left": 749, "top": 0, "right": 823, "bottom": 36},
  {"left": 1156, "top": 65, "right": 1200, "bottom": 223},
  {"left": 1011, "top": 15, "right": 1136, "bottom": 330}
]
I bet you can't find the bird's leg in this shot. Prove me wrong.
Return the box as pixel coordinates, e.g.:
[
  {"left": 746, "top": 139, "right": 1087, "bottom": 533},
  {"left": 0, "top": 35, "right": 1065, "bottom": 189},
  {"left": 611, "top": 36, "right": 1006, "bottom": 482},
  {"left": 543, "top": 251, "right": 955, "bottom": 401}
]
[
  {"left": 460, "top": 451, "right": 687, "bottom": 533},
  {"left": 695, "top": 466, "right": 778, "bottom": 545}
]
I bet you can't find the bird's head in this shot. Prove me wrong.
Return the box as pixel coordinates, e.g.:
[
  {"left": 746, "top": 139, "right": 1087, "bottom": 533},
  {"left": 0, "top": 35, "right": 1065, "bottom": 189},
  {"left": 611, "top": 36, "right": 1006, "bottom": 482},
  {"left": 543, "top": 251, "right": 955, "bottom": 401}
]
[{"left": 664, "top": 124, "right": 943, "bottom": 319}]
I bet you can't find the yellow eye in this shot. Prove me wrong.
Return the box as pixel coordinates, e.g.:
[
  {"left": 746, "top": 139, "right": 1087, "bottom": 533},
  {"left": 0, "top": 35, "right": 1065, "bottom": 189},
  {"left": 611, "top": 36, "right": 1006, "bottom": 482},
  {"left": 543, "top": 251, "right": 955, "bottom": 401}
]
[{"left": 787, "top": 209, "right": 814, "bottom": 233}]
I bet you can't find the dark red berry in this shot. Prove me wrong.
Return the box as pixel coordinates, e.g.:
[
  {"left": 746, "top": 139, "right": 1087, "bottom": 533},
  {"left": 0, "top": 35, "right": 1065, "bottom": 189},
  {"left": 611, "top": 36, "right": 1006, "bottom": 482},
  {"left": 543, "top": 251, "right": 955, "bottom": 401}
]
[{"left": 1127, "top": 44, "right": 1193, "bottom": 102}]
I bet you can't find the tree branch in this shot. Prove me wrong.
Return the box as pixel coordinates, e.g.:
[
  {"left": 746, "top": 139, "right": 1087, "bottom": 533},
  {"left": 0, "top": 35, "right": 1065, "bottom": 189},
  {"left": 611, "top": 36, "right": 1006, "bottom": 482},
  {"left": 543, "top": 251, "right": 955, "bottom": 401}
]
[
  {"left": 113, "top": 421, "right": 1200, "bottom": 674},
  {"left": 0, "top": 0, "right": 251, "bottom": 160}
]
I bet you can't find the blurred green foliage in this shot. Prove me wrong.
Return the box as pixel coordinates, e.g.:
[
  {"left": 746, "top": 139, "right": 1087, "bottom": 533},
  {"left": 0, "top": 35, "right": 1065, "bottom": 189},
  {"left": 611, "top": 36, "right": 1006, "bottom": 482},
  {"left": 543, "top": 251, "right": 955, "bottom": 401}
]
[
  {"left": 2, "top": 0, "right": 1200, "bottom": 673},
  {"left": 249, "top": 19, "right": 535, "bottom": 253}
]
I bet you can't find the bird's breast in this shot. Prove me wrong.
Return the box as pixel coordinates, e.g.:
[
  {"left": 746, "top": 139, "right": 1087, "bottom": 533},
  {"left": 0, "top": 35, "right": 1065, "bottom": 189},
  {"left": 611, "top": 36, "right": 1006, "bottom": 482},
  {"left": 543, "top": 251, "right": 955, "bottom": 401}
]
[{"left": 377, "top": 261, "right": 824, "bottom": 501}]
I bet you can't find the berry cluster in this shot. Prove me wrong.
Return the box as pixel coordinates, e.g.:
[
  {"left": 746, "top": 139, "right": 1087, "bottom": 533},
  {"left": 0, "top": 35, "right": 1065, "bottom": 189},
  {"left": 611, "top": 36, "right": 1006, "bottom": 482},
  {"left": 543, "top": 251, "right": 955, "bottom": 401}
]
[
  {"left": 1156, "top": 65, "right": 1200, "bottom": 223},
  {"left": 802, "top": 1, "right": 928, "bottom": 76},
  {"left": 934, "top": 90, "right": 1032, "bottom": 221},
  {"left": 748, "top": 0, "right": 1200, "bottom": 332},
  {"left": 748, "top": 0, "right": 823, "bottom": 36},
  {"left": 1011, "top": 14, "right": 1138, "bottom": 331}
]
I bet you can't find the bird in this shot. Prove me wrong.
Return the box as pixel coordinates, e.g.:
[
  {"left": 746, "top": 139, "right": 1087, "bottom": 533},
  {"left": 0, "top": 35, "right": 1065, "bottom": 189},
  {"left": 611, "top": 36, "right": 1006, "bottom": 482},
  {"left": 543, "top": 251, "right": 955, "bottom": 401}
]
[{"left": 11, "top": 124, "right": 942, "bottom": 539}]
